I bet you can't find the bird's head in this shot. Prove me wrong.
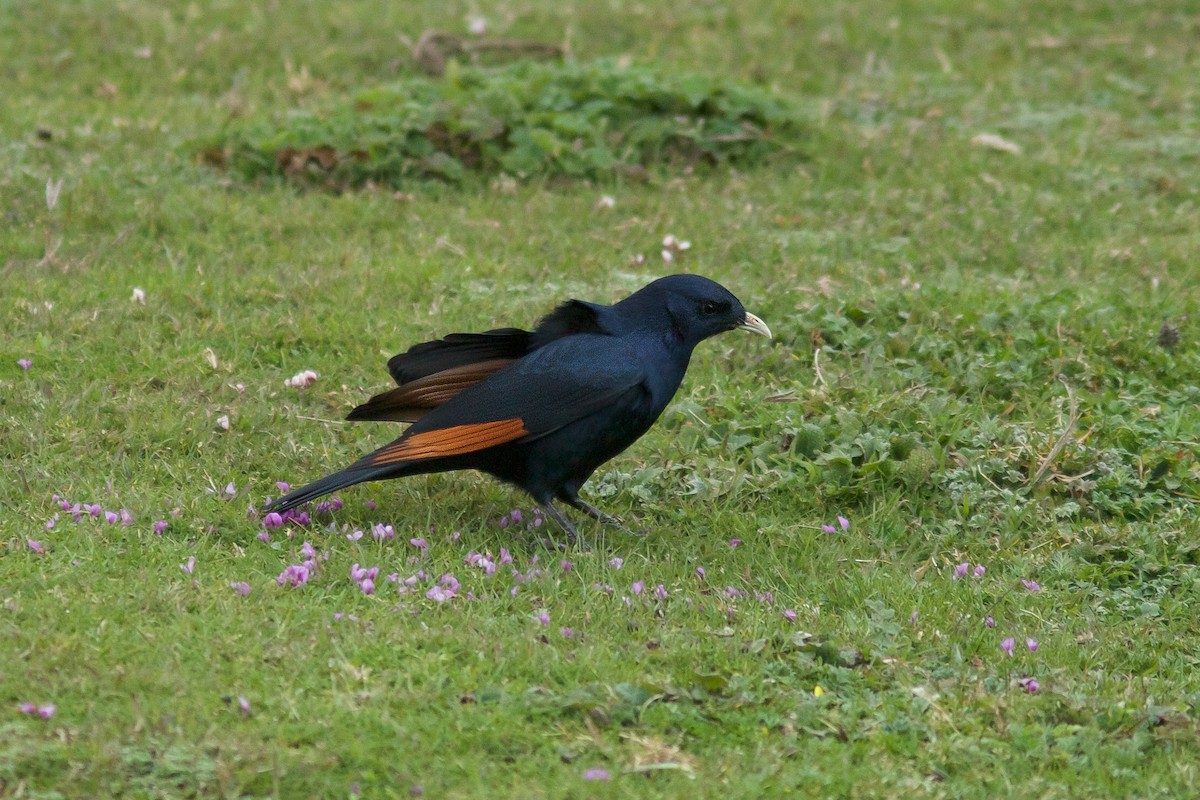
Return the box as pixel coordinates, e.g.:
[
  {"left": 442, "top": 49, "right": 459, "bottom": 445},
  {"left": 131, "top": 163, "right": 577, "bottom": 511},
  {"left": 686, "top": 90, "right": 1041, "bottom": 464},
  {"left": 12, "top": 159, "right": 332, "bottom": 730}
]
[{"left": 621, "top": 274, "right": 771, "bottom": 347}]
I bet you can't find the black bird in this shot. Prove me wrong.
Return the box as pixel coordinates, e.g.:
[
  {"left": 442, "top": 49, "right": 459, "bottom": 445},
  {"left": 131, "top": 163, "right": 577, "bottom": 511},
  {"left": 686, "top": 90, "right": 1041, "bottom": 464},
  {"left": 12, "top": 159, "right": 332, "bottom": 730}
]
[{"left": 268, "top": 274, "right": 770, "bottom": 538}]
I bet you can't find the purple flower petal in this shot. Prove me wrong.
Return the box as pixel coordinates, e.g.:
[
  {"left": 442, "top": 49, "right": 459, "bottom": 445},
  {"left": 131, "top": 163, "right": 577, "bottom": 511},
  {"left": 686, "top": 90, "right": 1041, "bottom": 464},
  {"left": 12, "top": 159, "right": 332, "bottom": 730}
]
[
  {"left": 953, "top": 562, "right": 969, "bottom": 580},
  {"left": 1021, "top": 579, "right": 1041, "bottom": 592},
  {"left": 238, "top": 696, "right": 251, "bottom": 715},
  {"left": 181, "top": 556, "right": 196, "bottom": 574},
  {"left": 783, "top": 609, "right": 798, "bottom": 623},
  {"left": 153, "top": 520, "right": 169, "bottom": 535},
  {"left": 838, "top": 515, "right": 850, "bottom": 530},
  {"left": 1001, "top": 637, "right": 1015, "bottom": 656},
  {"left": 821, "top": 524, "right": 836, "bottom": 534},
  {"left": 229, "top": 581, "right": 251, "bottom": 596},
  {"left": 1026, "top": 637, "right": 1039, "bottom": 652},
  {"left": 631, "top": 581, "right": 644, "bottom": 595},
  {"left": 582, "top": 768, "right": 610, "bottom": 781},
  {"left": 26, "top": 539, "right": 47, "bottom": 554},
  {"left": 18, "top": 358, "right": 32, "bottom": 370}
]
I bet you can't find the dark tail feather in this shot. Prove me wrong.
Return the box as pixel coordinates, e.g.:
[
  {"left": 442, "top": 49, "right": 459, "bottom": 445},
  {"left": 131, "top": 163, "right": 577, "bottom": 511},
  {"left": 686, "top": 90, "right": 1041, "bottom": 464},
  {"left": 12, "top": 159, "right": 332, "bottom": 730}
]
[
  {"left": 388, "top": 328, "right": 532, "bottom": 385},
  {"left": 266, "top": 464, "right": 396, "bottom": 514}
]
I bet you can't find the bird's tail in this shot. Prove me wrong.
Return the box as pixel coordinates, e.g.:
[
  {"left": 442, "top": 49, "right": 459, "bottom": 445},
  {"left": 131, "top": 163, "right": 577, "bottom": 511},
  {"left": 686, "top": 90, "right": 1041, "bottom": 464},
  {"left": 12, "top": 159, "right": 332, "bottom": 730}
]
[{"left": 266, "top": 463, "right": 397, "bottom": 514}]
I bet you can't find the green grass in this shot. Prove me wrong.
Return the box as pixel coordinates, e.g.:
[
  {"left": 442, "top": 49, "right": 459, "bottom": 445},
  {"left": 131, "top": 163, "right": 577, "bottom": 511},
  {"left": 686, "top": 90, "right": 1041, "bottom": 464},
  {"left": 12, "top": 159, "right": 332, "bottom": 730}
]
[{"left": 3, "top": 0, "right": 1199, "bottom": 797}]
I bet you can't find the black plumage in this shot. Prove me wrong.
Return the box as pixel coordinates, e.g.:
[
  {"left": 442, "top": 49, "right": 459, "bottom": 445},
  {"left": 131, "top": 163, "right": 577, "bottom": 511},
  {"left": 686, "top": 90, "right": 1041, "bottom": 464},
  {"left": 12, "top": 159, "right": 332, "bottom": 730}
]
[{"left": 268, "top": 274, "right": 770, "bottom": 538}]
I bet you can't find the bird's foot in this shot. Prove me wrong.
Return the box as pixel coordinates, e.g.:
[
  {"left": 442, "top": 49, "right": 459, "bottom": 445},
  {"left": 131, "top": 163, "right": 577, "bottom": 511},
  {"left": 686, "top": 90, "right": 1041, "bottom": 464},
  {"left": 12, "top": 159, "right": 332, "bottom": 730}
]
[{"left": 563, "top": 497, "right": 645, "bottom": 537}]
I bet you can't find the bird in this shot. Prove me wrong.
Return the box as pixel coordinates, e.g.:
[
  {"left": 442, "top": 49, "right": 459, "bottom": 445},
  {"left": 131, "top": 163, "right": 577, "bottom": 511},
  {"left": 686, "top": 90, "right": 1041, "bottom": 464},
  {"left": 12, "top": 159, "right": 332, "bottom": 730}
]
[{"left": 267, "top": 274, "right": 771, "bottom": 539}]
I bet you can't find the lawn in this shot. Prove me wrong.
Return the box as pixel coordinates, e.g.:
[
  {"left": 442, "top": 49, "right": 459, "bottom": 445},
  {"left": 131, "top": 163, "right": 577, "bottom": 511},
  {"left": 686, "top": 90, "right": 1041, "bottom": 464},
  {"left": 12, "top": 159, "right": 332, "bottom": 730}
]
[{"left": 2, "top": 0, "right": 1199, "bottom": 797}]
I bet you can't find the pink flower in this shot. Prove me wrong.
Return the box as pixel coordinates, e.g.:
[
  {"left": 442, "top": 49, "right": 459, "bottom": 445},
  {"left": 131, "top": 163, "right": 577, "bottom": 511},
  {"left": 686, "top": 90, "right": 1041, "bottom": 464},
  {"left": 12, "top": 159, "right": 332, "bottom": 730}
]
[
  {"left": 262, "top": 512, "right": 284, "bottom": 528},
  {"left": 425, "top": 585, "right": 454, "bottom": 603},
  {"left": 783, "top": 609, "right": 798, "bottom": 623},
  {"left": 18, "top": 358, "right": 32, "bottom": 370},
  {"left": 181, "top": 556, "right": 196, "bottom": 574},
  {"left": 27, "top": 539, "right": 47, "bottom": 554},
  {"left": 582, "top": 768, "right": 610, "bottom": 781},
  {"left": 153, "top": 520, "right": 168, "bottom": 535},
  {"left": 284, "top": 369, "right": 318, "bottom": 389},
  {"left": 257, "top": 531, "right": 270, "bottom": 543},
  {"left": 973, "top": 564, "right": 986, "bottom": 577},
  {"left": 537, "top": 612, "right": 550, "bottom": 626},
  {"left": 952, "top": 562, "right": 969, "bottom": 580},
  {"left": 1026, "top": 637, "right": 1039, "bottom": 652},
  {"left": 224, "top": 482, "right": 236, "bottom": 497},
  {"left": 19, "top": 703, "right": 56, "bottom": 719},
  {"left": 1021, "top": 579, "right": 1041, "bottom": 592},
  {"left": 104, "top": 511, "right": 119, "bottom": 525},
  {"left": 985, "top": 615, "right": 995, "bottom": 628},
  {"left": 275, "top": 481, "right": 290, "bottom": 493},
  {"left": 409, "top": 537, "right": 428, "bottom": 552},
  {"left": 360, "top": 578, "right": 375, "bottom": 595},
  {"left": 229, "top": 581, "right": 251, "bottom": 596},
  {"left": 694, "top": 566, "right": 706, "bottom": 580},
  {"left": 729, "top": 538, "right": 741, "bottom": 548},
  {"left": 608, "top": 557, "right": 623, "bottom": 570},
  {"left": 837, "top": 515, "right": 850, "bottom": 531},
  {"left": 85, "top": 503, "right": 102, "bottom": 517},
  {"left": 276, "top": 564, "right": 310, "bottom": 587},
  {"left": 821, "top": 524, "right": 836, "bottom": 534},
  {"left": 238, "top": 696, "right": 251, "bottom": 715},
  {"left": 1018, "top": 677, "right": 1040, "bottom": 693},
  {"left": 1001, "top": 637, "right": 1015, "bottom": 656},
  {"left": 560, "top": 627, "right": 574, "bottom": 639},
  {"left": 631, "top": 581, "right": 644, "bottom": 595},
  {"left": 560, "top": 560, "right": 574, "bottom": 574},
  {"left": 654, "top": 584, "right": 668, "bottom": 600}
]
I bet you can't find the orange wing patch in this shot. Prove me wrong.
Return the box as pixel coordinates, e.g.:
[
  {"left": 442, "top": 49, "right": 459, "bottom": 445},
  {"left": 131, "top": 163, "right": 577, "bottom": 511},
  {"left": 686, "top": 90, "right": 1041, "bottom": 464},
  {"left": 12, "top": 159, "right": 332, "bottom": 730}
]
[{"left": 368, "top": 418, "right": 529, "bottom": 465}]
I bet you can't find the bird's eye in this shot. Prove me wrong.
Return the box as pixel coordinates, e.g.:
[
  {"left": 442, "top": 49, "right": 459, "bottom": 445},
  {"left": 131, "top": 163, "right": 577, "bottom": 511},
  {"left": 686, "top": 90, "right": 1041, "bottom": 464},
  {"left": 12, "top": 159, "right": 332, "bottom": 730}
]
[{"left": 700, "top": 301, "right": 721, "bottom": 315}]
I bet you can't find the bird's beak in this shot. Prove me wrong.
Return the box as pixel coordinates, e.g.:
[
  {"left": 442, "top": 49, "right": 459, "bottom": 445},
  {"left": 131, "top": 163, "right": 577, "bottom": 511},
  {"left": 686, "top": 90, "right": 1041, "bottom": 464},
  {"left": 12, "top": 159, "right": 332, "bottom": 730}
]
[{"left": 738, "top": 312, "right": 772, "bottom": 339}]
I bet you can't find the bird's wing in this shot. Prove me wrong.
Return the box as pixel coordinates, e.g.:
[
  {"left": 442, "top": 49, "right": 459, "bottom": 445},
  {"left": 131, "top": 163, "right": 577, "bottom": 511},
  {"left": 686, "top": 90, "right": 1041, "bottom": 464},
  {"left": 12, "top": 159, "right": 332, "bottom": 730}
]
[
  {"left": 355, "top": 302, "right": 620, "bottom": 423},
  {"left": 386, "top": 328, "right": 532, "bottom": 385},
  {"left": 348, "top": 358, "right": 517, "bottom": 423},
  {"left": 352, "top": 335, "right": 646, "bottom": 469}
]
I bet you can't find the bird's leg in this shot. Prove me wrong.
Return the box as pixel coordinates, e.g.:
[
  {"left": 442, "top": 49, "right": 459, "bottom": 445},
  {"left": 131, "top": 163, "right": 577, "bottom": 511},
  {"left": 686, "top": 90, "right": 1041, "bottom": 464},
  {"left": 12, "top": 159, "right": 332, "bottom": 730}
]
[
  {"left": 538, "top": 501, "right": 587, "bottom": 550},
  {"left": 564, "top": 497, "right": 623, "bottom": 526},
  {"left": 557, "top": 490, "right": 644, "bottom": 537}
]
